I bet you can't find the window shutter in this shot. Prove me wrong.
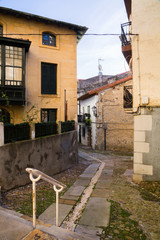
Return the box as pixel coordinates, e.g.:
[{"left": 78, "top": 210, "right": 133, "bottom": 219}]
[{"left": 41, "top": 63, "right": 57, "bottom": 94}]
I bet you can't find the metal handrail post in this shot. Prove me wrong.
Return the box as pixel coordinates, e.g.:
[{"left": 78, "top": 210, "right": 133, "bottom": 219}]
[
  {"left": 29, "top": 173, "right": 41, "bottom": 229},
  {"left": 26, "top": 168, "right": 66, "bottom": 229},
  {"left": 53, "top": 185, "right": 63, "bottom": 227}
]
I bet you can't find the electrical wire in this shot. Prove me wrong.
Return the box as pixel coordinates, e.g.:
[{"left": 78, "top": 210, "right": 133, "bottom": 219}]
[{"left": 1, "top": 33, "right": 138, "bottom": 36}]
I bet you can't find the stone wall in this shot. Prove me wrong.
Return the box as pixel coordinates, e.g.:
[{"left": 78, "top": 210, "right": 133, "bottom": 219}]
[
  {"left": 96, "top": 79, "right": 134, "bottom": 153},
  {"left": 0, "top": 130, "right": 78, "bottom": 191}
]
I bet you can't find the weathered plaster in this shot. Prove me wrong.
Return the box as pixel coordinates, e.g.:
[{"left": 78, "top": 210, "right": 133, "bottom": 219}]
[{"left": 0, "top": 130, "right": 78, "bottom": 191}]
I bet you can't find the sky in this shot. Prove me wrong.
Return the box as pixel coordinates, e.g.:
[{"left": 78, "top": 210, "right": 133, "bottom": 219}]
[{"left": 0, "top": 0, "right": 129, "bottom": 79}]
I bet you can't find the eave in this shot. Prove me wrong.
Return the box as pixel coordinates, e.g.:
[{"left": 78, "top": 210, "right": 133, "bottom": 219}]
[
  {"left": 78, "top": 75, "right": 132, "bottom": 101},
  {"left": 0, "top": 36, "right": 31, "bottom": 51},
  {"left": 124, "top": 0, "right": 131, "bottom": 19},
  {"left": 0, "top": 7, "right": 88, "bottom": 42}
]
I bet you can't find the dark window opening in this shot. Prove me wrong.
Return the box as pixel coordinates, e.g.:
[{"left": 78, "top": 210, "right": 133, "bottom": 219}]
[
  {"left": 0, "top": 108, "right": 10, "bottom": 123},
  {"left": 82, "top": 126, "right": 85, "bottom": 137},
  {"left": 41, "top": 109, "right": 57, "bottom": 122},
  {"left": 0, "top": 25, "right": 3, "bottom": 36},
  {"left": 42, "top": 32, "right": 56, "bottom": 47},
  {"left": 124, "top": 85, "right": 133, "bottom": 108},
  {"left": 41, "top": 62, "right": 57, "bottom": 94}
]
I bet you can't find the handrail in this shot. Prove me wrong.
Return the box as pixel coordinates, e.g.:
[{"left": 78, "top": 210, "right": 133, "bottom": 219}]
[
  {"left": 26, "top": 168, "right": 66, "bottom": 188},
  {"left": 26, "top": 168, "right": 66, "bottom": 229}
]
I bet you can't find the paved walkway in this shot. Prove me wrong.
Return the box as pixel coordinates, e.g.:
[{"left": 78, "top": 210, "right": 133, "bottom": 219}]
[{"left": 0, "top": 147, "right": 139, "bottom": 240}]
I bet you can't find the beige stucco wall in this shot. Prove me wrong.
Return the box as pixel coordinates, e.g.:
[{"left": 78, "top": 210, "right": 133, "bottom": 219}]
[
  {"left": 96, "top": 79, "right": 134, "bottom": 152},
  {"left": 130, "top": 0, "right": 160, "bottom": 182},
  {"left": 132, "top": 0, "right": 160, "bottom": 108},
  {"left": 0, "top": 13, "right": 77, "bottom": 123}
]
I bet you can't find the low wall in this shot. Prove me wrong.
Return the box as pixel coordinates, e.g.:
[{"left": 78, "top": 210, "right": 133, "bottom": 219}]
[{"left": 0, "top": 130, "right": 78, "bottom": 191}]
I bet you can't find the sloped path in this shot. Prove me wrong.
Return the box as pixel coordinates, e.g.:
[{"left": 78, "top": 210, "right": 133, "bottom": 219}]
[{"left": 38, "top": 150, "right": 111, "bottom": 239}]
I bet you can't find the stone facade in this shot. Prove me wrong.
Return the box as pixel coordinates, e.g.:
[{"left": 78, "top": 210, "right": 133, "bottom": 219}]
[{"left": 96, "top": 79, "right": 133, "bottom": 152}]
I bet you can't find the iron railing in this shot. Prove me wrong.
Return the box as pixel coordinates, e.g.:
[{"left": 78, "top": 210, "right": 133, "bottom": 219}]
[
  {"left": 26, "top": 168, "right": 66, "bottom": 229},
  {"left": 35, "top": 122, "right": 57, "bottom": 138},
  {"left": 120, "top": 22, "right": 132, "bottom": 46},
  {"left": 61, "top": 120, "right": 75, "bottom": 133},
  {"left": 4, "top": 122, "right": 30, "bottom": 143}
]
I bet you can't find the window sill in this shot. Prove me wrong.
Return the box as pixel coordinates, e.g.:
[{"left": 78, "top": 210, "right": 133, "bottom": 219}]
[
  {"left": 39, "top": 44, "right": 59, "bottom": 51},
  {"left": 124, "top": 108, "right": 133, "bottom": 113},
  {"left": 39, "top": 94, "right": 60, "bottom": 98}
]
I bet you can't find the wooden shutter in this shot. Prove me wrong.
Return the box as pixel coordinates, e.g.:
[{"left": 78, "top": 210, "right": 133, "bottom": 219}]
[{"left": 41, "top": 62, "right": 57, "bottom": 94}]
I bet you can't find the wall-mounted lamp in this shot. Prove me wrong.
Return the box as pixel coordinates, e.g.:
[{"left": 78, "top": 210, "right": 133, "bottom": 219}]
[{"left": 92, "top": 106, "right": 98, "bottom": 117}]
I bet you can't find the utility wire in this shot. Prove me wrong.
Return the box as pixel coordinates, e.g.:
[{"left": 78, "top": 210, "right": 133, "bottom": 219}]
[{"left": 1, "top": 33, "right": 138, "bottom": 36}]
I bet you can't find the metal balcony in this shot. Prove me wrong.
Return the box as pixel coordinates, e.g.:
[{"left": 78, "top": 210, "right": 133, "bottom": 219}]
[
  {"left": 120, "top": 22, "right": 132, "bottom": 65},
  {"left": 120, "top": 21, "right": 131, "bottom": 46}
]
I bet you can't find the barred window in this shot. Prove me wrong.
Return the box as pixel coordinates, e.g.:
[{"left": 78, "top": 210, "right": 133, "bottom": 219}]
[{"left": 123, "top": 85, "right": 133, "bottom": 108}]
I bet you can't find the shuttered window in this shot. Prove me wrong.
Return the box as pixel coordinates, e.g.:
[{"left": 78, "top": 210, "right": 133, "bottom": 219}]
[{"left": 41, "top": 62, "right": 57, "bottom": 94}]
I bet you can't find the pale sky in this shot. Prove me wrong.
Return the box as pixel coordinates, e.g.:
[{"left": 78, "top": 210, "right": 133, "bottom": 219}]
[{"left": 0, "top": 0, "right": 129, "bottom": 79}]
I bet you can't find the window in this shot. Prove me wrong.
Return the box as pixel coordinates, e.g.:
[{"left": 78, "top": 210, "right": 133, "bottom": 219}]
[
  {"left": 41, "top": 62, "right": 57, "bottom": 94},
  {"left": 87, "top": 106, "right": 90, "bottom": 114},
  {"left": 5, "top": 46, "right": 23, "bottom": 86},
  {"left": 0, "top": 25, "right": 3, "bottom": 35},
  {"left": 0, "top": 45, "right": 24, "bottom": 86},
  {"left": 42, "top": 32, "right": 56, "bottom": 47},
  {"left": 41, "top": 109, "right": 57, "bottom": 122},
  {"left": 123, "top": 85, "right": 133, "bottom": 108}
]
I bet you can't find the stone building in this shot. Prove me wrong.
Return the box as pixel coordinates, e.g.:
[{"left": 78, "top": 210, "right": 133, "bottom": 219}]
[
  {"left": 0, "top": 7, "right": 87, "bottom": 124},
  {"left": 121, "top": 0, "right": 160, "bottom": 181},
  {"left": 78, "top": 73, "right": 133, "bottom": 153}
]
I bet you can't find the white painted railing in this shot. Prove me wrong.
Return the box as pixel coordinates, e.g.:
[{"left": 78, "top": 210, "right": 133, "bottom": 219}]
[{"left": 26, "top": 168, "right": 66, "bottom": 229}]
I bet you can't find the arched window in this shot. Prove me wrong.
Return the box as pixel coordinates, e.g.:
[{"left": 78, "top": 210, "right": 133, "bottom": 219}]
[
  {"left": 0, "top": 25, "right": 3, "bottom": 35},
  {"left": 42, "top": 32, "right": 56, "bottom": 47},
  {"left": 0, "top": 108, "right": 10, "bottom": 123}
]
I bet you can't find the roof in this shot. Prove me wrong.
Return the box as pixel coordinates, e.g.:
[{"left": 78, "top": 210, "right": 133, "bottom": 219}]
[
  {"left": 78, "top": 75, "right": 132, "bottom": 100},
  {"left": 124, "top": 0, "right": 131, "bottom": 19},
  {"left": 0, "top": 7, "right": 88, "bottom": 42}
]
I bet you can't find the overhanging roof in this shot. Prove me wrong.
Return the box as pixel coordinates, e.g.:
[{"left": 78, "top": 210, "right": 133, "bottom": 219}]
[
  {"left": 0, "top": 36, "right": 31, "bottom": 51},
  {"left": 78, "top": 75, "right": 132, "bottom": 101},
  {"left": 124, "top": 0, "right": 131, "bottom": 19},
  {"left": 0, "top": 7, "right": 88, "bottom": 42}
]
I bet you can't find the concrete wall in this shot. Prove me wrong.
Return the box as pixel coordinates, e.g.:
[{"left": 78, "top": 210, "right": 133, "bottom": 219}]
[
  {"left": 0, "top": 130, "right": 78, "bottom": 191},
  {"left": 96, "top": 79, "right": 133, "bottom": 152},
  {"left": 131, "top": 0, "right": 160, "bottom": 181},
  {"left": 0, "top": 13, "right": 78, "bottom": 123}
]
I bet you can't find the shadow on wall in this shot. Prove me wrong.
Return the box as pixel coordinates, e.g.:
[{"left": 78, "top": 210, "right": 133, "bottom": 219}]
[{"left": 0, "top": 130, "right": 78, "bottom": 191}]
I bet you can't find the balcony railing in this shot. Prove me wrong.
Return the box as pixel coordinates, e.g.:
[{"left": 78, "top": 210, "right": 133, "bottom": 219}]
[
  {"left": 0, "top": 86, "right": 25, "bottom": 105},
  {"left": 120, "top": 22, "right": 132, "bottom": 46}
]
